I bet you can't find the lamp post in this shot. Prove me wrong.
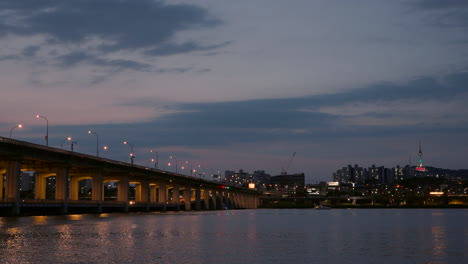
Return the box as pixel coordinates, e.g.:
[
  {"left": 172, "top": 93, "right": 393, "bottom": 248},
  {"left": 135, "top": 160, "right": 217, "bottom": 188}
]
[
  {"left": 183, "top": 161, "right": 194, "bottom": 176},
  {"left": 9, "top": 124, "right": 22, "bottom": 139},
  {"left": 61, "top": 137, "right": 72, "bottom": 149},
  {"left": 123, "top": 141, "right": 134, "bottom": 164},
  {"left": 150, "top": 149, "right": 159, "bottom": 169},
  {"left": 71, "top": 141, "right": 77, "bottom": 152},
  {"left": 192, "top": 163, "right": 204, "bottom": 178},
  {"left": 36, "top": 114, "right": 48, "bottom": 146},
  {"left": 88, "top": 130, "right": 99, "bottom": 157},
  {"left": 195, "top": 164, "right": 202, "bottom": 178},
  {"left": 169, "top": 155, "right": 178, "bottom": 173}
]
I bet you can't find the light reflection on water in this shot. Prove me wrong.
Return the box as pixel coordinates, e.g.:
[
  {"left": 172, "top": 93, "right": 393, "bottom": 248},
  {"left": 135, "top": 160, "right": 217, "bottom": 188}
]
[{"left": 0, "top": 209, "right": 467, "bottom": 264}]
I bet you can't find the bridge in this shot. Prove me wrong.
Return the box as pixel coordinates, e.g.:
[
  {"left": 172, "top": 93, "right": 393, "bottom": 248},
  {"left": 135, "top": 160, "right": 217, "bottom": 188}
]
[{"left": 0, "top": 137, "right": 259, "bottom": 216}]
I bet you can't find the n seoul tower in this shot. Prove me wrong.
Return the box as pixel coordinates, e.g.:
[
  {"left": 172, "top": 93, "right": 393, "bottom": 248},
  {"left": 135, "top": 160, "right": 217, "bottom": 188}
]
[{"left": 416, "top": 141, "right": 426, "bottom": 172}]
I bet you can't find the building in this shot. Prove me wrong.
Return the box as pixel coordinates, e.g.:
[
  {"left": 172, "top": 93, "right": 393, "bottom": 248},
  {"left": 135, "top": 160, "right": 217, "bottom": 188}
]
[
  {"left": 224, "top": 169, "right": 253, "bottom": 187},
  {"left": 270, "top": 173, "right": 305, "bottom": 196},
  {"left": 333, "top": 165, "right": 367, "bottom": 184}
]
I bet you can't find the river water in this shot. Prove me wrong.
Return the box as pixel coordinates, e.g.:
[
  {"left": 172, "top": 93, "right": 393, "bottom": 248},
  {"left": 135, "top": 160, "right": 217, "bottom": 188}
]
[{"left": 1, "top": 209, "right": 467, "bottom": 264}]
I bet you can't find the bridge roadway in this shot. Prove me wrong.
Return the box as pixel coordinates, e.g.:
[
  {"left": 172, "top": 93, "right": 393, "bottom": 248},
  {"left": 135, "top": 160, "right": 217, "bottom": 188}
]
[{"left": 0, "top": 137, "right": 259, "bottom": 216}]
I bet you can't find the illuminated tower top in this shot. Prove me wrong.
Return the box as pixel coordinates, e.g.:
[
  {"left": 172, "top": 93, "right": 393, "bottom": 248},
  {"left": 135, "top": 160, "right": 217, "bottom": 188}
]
[{"left": 416, "top": 141, "right": 426, "bottom": 172}]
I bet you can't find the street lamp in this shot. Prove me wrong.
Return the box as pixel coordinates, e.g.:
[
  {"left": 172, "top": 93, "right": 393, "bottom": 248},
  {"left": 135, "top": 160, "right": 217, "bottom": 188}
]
[
  {"left": 9, "top": 124, "right": 22, "bottom": 139},
  {"left": 36, "top": 114, "right": 48, "bottom": 146},
  {"left": 123, "top": 141, "right": 134, "bottom": 164},
  {"left": 71, "top": 140, "right": 77, "bottom": 152},
  {"left": 88, "top": 130, "right": 99, "bottom": 157},
  {"left": 184, "top": 161, "right": 194, "bottom": 176},
  {"left": 170, "top": 155, "right": 178, "bottom": 173},
  {"left": 193, "top": 164, "right": 204, "bottom": 178},
  {"left": 150, "top": 149, "right": 159, "bottom": 169},
  {"left": 60, "top": 137, "right": 72, "bottom": 149}
]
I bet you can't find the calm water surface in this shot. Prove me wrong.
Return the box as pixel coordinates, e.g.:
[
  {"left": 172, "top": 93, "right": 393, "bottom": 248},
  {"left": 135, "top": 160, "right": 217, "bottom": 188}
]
[{"left": 1, "top": 209, "right": 467, "bottom": 264}]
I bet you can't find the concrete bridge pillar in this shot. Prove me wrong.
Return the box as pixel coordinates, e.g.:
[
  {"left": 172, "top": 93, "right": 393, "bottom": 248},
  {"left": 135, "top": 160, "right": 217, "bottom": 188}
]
[
  {"left": 55, "top": 168, "right": 69, "bottom": 201},
  {"left": 149, "top": 184, "right": 158, "bottom": 203},
  {"left": 171, "top": 184, "right": 180, "bottom": 210},
  {"left": 211, "top": 189, "right": 218, "bottom": 210},
  {"left": 235, "top": 193, "right": 241, "bottom": 208},
  {"left": 117, "top": 176, "right": 129, "bottom": 203},
  {"left": 200, "top": 188, "right": 208, "bottom": 209},
  {"left": 69, "top": 176, "right": 83, "bottom": 200},
  {"left": 135, "top": 180, "right": 149, "bottom": 203},
  {"left": 171, "top": 184, "right": 180, "bottom": 203},
  {"left": 250, "top": 194, "right": 258, "bottom": 209},
  {"left": 183, "top": 187, "right": 192, "bottom": 210},
  {"left": 0, "top": 168, "right": 5, "bottom": 199},
  {"left": 240, "top": 194, "right": 246, "bottom": 208},
  {"left": 34, "top": 173, "right": 52, "bottom": 200},
  {"left": 243, "top": 194, "right": 249, "bottom": 209},
  {"left": 250, "top": 195, "right": 255, "bottom": 208},
  {"left": 158, "top": 182, "right": 167, "bottom": 211},
  {"left": 5, "top": 160, "right": 21, "bottom": 215},
  {"left": 55, "top": 168, "right": 69, "bottom": 214},
  {"left": 194, "top": 187, "right": 201, "bottom": 210},
  {"left": 92, "top": 172, "right": 103, "bottom": 202}
]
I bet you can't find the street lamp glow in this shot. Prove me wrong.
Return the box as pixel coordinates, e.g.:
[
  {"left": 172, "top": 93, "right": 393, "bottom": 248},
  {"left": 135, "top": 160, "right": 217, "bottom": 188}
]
[
  {"left": 60, "top": 136, "right": 72, "bottom": 149},
  {"left": 36, "top": 114, "right": 49, "bottom": 146},
  {"left": 9, "top": 124, "right": 23, "bottom": 139}
]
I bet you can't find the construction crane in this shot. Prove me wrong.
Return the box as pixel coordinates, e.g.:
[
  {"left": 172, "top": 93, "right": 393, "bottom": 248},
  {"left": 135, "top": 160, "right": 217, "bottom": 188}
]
[{"left": 281, "top": 152, "right": 296, "bottom": 175}]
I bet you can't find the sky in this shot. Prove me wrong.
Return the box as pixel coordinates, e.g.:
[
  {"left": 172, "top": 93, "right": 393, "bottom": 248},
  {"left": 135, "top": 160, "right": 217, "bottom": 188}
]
[{"left": 1, "top": 0, "right": 468, "bottom": 183}]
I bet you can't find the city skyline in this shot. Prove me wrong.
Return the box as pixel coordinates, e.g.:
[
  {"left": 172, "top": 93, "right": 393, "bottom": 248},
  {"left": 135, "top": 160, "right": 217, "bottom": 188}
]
[{"left": 1, "top": 0, "right": 468, "bottom": 182}]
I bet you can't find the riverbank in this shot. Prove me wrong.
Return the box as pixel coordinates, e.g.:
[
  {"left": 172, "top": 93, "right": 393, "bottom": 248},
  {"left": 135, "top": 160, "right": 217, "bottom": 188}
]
[{"left": 259, "top": 200, "right": 468, "bottom": 209}]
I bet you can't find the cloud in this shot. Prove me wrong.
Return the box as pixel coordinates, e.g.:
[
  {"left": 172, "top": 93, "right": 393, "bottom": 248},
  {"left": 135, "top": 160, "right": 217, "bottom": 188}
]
[
  {"left": 144, "top": 41, "right": 232, "bottom": 56},
  {"left": 410, "top": 0, "right": 468, "bottom": 28},
  {"left": 169, "top": 71, "right": 468, "bottom": 113},
  {"left": 411, "top": 0, "right": 468, "bottom": 10},
  {"left": 21, "top": 45, "right": 40, "bottom": 57},
  {"left": 56, "top": 51, "right": 152, "bottom": 71},
  {"left": 110, "top": 70, "right": 468, "bottom": 148},
  {"left": 0, "top": 54, "right": 19, "bottom": 61},
  {"left": 0, "top": 0, "right": 226, "bottom": 71}
]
